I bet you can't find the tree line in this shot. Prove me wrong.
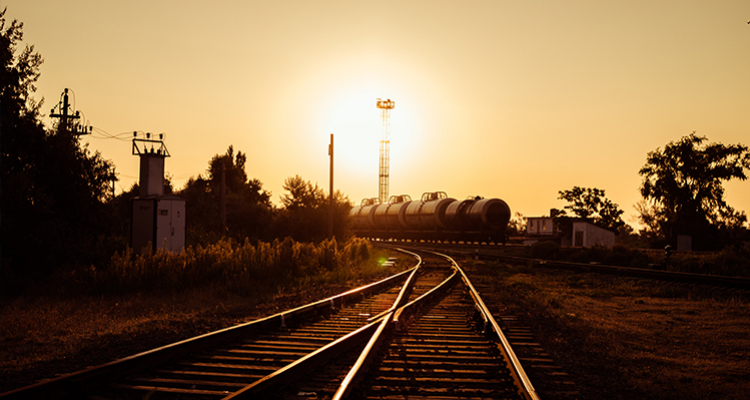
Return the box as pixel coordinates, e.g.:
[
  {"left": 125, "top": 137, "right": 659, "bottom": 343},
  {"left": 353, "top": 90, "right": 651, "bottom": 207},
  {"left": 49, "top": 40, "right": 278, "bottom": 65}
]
[
  {"left": 549, "top": 133, "right": 749, "bottom": 250},
  {"left": 0, "top": 10, "right": 351, "bottom": 281}
]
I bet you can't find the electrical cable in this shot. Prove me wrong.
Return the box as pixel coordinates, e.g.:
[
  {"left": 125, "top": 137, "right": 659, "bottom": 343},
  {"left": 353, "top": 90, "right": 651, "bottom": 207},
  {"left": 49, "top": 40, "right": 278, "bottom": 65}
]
[
  {"left": 68, "top": 88, "right": 75, "bottom": 113},
  {"left": 90, "top": 127, "right": 134, "bottom": 141}
]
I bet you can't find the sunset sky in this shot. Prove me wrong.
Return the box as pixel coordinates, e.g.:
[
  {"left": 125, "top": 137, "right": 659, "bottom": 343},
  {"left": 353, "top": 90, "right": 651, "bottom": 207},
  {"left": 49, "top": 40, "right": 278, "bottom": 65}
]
[{"left": 5, "top": 1, "right": 750, "bottom": 226}]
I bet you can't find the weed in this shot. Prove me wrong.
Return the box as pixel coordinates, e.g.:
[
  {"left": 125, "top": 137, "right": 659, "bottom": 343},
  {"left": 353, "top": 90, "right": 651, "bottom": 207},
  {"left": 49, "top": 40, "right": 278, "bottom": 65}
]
[
  {"left": 508, "top": 280, "right": 538, "bottom": 293},
  {"left": 648, "top": 284, "right": 688, "bottom": 299},
  {"left": 530, "top": 241, "right": 560, "bottom": 260},
  {"left": 565, "top": 275, "right": 590, "bottom": 289},
  {"left": 544, "top": 296, "right": 563, "bottom": 309}
]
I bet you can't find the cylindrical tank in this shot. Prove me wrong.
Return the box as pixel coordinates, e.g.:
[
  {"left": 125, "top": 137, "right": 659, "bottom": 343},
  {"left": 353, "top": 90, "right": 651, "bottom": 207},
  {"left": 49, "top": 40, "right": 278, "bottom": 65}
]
[
  {"left": 403, "top": 192, "right": 456, "bottom": 230},
  {"left": 373, "top": 195, "right": 412, "bottom": 231},
  {"left": 465, "top": 198, "right": 511, "bottom": 231},
  {"left": 444, "top": 198, "right": 474, "bottom": 230},
  {"left": 348, "top": 207, "right": 364, "bottom": 230},
  {"left": 349, "top": 198, "right": 380, "bottom": 231}
]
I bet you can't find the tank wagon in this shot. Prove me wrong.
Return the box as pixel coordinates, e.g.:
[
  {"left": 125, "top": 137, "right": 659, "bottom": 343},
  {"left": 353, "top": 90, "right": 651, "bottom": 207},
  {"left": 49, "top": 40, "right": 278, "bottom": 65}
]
[{"left": 349, "top": 191, "right": 511, "bottom": 243}]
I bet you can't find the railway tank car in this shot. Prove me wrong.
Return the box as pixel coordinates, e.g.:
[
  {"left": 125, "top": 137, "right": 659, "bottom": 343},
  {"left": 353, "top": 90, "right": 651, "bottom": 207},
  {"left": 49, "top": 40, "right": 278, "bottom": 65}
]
[
  {"left": 403, "top": 191, "right": 455, "bottom": 231},
  {"left": 372, "top": 194, "right": 412, "bottom": 231},
  {"left": 350, "top": 191, "right": 511, "bottom": 243},
  {"left": 349, "top": 197, "right": 380, "bottom": 231}
]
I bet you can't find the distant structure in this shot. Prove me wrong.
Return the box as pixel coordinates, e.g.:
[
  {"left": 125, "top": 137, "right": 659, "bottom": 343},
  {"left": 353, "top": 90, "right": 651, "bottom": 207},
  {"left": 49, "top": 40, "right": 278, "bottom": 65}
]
[
  {"left": 524, "top": 214, "right": 615, "bottom": 248},
  {"left": 376, "top": 98, "right": 395, "bottom": 204},
  {"left": 131, "top": 132, "right": 185, "bottom": 253},
  {"left": 50, "top": 88, "right": 92, "bottom": 136}
]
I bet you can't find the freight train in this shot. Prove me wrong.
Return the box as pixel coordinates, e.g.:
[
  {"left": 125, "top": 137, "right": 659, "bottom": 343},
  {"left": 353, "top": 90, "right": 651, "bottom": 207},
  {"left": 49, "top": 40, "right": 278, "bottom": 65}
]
[{"left": 349, "top": 191, "right": 511, "bottom": 243}]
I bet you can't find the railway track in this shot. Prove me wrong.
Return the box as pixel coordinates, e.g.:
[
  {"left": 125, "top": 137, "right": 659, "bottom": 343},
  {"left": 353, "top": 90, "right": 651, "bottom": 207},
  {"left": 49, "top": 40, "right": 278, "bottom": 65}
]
[
  {"left": 357, "top": 285, "right": 522, "bottom": 399},
  {"left": 1, "top": 249, "right": 542, "bottom": 400}
]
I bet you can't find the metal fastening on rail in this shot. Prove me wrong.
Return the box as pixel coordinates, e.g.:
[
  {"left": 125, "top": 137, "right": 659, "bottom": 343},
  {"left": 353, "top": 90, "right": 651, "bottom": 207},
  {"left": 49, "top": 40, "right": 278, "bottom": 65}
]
[{"left": 280, "top": 313, "right": 286, "bottom": 328}]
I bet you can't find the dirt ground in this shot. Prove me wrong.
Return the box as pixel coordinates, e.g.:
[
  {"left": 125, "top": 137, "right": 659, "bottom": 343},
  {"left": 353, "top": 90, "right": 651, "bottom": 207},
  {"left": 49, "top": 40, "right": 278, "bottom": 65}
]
[
  {"left": 465, "top": 258, "right": 750, "bottom": 400},
  {"left": 2, "top": 259, "right": 749, "bottom": 399}
]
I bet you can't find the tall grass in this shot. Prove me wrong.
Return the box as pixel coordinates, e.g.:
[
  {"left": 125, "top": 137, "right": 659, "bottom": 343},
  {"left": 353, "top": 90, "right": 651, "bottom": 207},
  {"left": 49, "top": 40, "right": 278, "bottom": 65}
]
[
  {"left": 76, "top": 237, "right": 379, "bottom": 295},
  {"left": 667, "top": 242, "right": 750, "bottom": 277}
]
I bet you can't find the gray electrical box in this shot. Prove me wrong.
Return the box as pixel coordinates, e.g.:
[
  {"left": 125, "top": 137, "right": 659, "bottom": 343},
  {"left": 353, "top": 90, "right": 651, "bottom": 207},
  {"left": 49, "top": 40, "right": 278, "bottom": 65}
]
[{"left": 132, "top": 196, "right": 186, "bottom": 253}]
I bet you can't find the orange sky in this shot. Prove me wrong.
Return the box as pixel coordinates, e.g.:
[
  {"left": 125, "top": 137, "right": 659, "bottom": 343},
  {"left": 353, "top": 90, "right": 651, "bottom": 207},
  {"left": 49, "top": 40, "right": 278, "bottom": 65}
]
[{"left": 6, "top": 1, "right": 750, "bottom": 226}]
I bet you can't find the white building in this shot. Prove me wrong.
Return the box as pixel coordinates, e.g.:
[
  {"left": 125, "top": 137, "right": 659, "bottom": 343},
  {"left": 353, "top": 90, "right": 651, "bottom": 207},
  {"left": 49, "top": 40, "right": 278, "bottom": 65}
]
[
  {"left": 524, "top": 217, "right": 615, "bottom": 248},
  {"left": 563, "top": 221, "right": 615, "bottom": 248}
]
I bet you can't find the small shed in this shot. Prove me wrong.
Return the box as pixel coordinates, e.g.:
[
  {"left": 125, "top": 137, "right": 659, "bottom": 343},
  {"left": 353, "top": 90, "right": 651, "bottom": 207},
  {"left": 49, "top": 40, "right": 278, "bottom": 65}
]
[{"left": 565, "top": 221, "right": 615, "bottom": 248}]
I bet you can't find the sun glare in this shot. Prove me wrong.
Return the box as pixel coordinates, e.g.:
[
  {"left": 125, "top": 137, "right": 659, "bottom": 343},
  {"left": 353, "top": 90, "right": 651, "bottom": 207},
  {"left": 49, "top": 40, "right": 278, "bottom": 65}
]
[
  {"left": 323, "top": 91, "right": 380, "bottom": 175},
  {"left": 321, "top": 83, "right": 418, "bottom": 172},
  {"left": 310, "top": 69, "right": 425, "bottom": 203}
]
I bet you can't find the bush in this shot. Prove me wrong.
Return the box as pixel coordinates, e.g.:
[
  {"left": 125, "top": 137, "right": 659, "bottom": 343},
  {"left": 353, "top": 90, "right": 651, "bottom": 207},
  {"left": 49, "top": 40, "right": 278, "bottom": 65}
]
[
  {"left": 73, "top": 237, "right": 380, "bottom": 295},
  {"left": 531, "top": 241, "right": 560, "bottom": 260}
]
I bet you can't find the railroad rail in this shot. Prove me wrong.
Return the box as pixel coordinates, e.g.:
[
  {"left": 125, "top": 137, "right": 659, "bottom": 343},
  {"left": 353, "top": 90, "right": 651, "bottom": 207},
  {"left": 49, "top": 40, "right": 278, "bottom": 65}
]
[{"left": 1, "top": 249, "right": 541, "bottom": 400}]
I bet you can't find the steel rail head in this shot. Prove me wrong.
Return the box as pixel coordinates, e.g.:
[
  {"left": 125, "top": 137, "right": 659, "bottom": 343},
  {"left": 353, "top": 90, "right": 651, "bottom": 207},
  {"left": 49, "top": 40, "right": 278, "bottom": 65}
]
[
  {"left": 367, "top": 263, "right": 420, "bottom": 323},
  {"left": 426, "top": 250, "right": 541, "bottom": 400},
  {"left": 234, "top": 246, "right": 424, "bottom": 400},
  {"left": 334, "top": 265, "right": 460, "bottom": 399},
  {"left": 332, "top": 314, "right": 394, "bottom": 400},
  {"left": 392, "top": 269, "right": 459, "bottom": 327},
  {"left": 366, "top": 247, "right": 423, "bottom": 323},
  {"left": 393, "top": 247, "right": 423, "bottom": 264},
  {"left": 287, "top": 264, "right": 416, "bottom": 314},
  {"left": 223, "top": 316, "right": 388, "bottom": 399}
]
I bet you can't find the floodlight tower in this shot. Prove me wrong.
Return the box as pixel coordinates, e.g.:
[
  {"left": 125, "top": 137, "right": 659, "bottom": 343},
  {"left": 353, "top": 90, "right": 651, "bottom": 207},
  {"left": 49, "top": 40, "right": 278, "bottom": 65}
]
[{"left": 376, "top": 98, "right": 395, "bottom": 204}]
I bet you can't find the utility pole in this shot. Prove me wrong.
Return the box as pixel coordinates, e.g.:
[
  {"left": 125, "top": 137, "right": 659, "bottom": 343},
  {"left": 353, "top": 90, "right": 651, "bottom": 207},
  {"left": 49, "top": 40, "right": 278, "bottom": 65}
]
[
  {"left": 328, "top": 134, "right": 334, "bottom": 239},
  {"left": 111, "top": 167, "right": 116, "bottom": 199},
  {"left": 50, "top": 88, "right": 91, "bottom": 136},
  {"left": 221, "top": 162, "right": 227, "bottom": 233}
]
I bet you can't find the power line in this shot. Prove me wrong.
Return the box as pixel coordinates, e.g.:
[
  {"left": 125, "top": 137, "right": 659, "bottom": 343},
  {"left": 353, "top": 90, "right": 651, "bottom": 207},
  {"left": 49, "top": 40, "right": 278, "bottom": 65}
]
[{"left": 89, "top": 127, "right": 137, "bottom": 141}]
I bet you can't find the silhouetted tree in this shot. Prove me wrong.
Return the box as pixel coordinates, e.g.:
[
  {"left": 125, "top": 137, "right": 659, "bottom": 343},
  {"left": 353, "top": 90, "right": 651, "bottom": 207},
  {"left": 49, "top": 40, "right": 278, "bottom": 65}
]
[
  {"left": 507, "top": 212, "right": 526, "bottom": 236},
  {"left": 556, "top": 186, "right": 626, "bottom": 232},
  {"left": 638, "top": 133, "right": 749, "bottom": 249},
  {"left": 275, "top": 175, "right": 351, "bottom": 242},
  {"left": 1, "top": 9, "right": 116, "bottom": 278},
  {"left": 177, "top": 146, "right": 273, "bottom": 243}
]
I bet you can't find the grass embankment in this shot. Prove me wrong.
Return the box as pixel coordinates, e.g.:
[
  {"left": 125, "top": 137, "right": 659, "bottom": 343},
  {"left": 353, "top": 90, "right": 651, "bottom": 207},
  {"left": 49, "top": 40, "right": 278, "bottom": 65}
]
[
  {"left": 466, "top": 259, "right": 750, "bottom": 400},
  {"left": 0, "top": 237, "right": 408, "bottom": 393}
]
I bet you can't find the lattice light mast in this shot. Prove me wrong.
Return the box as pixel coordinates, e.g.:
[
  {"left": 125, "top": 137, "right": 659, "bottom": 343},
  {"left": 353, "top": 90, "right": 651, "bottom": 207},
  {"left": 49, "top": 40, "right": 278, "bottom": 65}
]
[{"left": 376, "top": 98, "right": 395, "bottom": 204}]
